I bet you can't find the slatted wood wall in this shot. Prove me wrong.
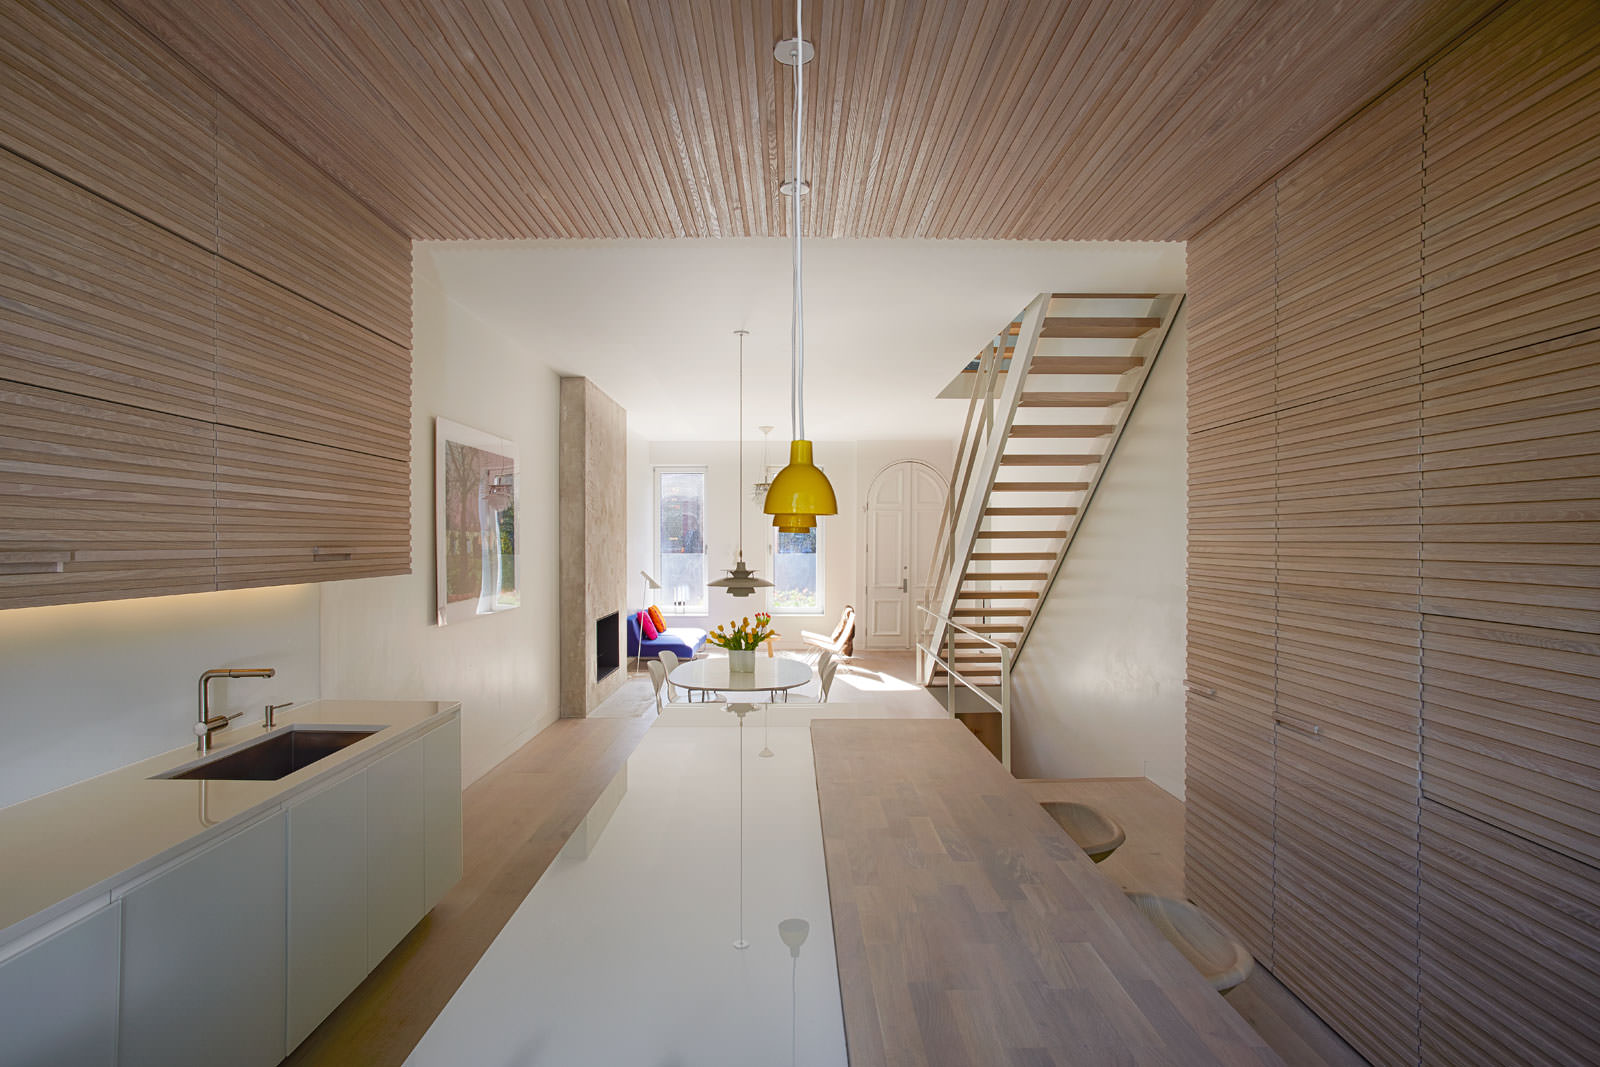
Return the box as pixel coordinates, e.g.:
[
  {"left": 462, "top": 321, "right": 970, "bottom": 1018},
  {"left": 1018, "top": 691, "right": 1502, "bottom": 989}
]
[
  {"left": 0, "top": 0, "right": 413, "bottom": 610},
  {"left": 1186, "top": 2, "right": 1600, "bottom": 1064}
]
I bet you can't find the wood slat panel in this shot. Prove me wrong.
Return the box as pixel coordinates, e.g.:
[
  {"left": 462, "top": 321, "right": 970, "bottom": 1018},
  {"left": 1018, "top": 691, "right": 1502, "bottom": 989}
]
[
  {"left": 215, "top": 426, "right": 409, "bottom": 590},
  {"left": 1187, "top": 185, "right": 1275, "bottom": 431},
  {"left": 1276, "top": 80, "right": 1423, "bottom": 411},
  {"left": 1421, "top": 1, "right": 1600, "bottom": 370},
  {"left": 1187, "top": 412, "right": 1275, "bottom": 964},
  {"left": 0, "top": 0, "right": 217, "bottom": 247},
  {"left": 216, "top": 261, "right": 411, "bottom": 461},
  {"left": 1421, "top": 611, "right": 1600, "bottom": 872},
  {"left": 0, "top": 148, "right": 216, "bottom": 421},
  {"left": 1420, "top": 329, "right": 1600, "bottom": 635},
  {"left": 0, "top": 380, "right": 214, "bottom": 609},
  {"left": 1273, "top": 375, "right": 1422, "bottom": 1067},
  {"left": 112, "top": 0, "right": 1496, "bottom": 242},
  {"left": 1418, "top": 800, "right": 1600, "bottom": 1067},
  {"left": 216, "top": 100, "right": 412, "bottom": 347}
]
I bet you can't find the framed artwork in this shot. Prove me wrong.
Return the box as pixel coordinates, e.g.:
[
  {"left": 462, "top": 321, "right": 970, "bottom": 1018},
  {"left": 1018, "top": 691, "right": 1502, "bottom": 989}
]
[{"left": 435, "top": 417, "right": 520, "bottom": 625}]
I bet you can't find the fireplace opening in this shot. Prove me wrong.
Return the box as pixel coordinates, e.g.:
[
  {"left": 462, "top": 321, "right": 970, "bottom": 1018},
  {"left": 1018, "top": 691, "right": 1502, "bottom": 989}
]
[{"left": 595, "top": 612, "right": 620, "bottom": 683}]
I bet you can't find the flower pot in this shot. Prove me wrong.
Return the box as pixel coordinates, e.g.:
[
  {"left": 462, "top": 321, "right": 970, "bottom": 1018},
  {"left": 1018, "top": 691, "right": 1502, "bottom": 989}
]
[{"left": 728, "top": 649, "right": 756, "bottom": 674}]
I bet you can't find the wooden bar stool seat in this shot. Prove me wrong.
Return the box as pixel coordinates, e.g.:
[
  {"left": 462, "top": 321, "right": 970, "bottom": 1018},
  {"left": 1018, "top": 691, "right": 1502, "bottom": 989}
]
[
  {"left": 1125, "top": 893, "right": 1254, "bottom": 995},
  {"left": 1040, "top": 801, "right": 1126, "bottom": 863}
]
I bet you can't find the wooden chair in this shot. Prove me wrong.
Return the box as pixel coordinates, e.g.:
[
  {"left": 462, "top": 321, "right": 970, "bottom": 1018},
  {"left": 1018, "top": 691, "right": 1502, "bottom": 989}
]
[
  {"left": 802, "top": 605, "right": 855, "bottom": 659},
  {"left": 1125, "top": 893, "right": 1254, "bottom": 995},
  {"left": 1040, "top": 801, "right": 1126, "bottom": 863}
]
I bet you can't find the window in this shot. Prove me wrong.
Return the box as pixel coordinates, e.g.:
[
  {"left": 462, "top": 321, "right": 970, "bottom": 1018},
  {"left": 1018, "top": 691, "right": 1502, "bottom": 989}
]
[
  {"left": 655, "top": 467, "right": 707, "bottom": 614},
  {"left": 769, "top": 526, "right": 822, "bottom": 614}
]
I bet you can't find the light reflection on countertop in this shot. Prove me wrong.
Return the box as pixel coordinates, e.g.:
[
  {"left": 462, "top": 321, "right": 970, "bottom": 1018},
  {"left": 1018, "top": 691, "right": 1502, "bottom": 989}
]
[
  {"left": 407, "top": 705, "right": 848, "bottom": 1067},
  {"left": 0, "top": 699, "right": 458, "bottom": 944}
]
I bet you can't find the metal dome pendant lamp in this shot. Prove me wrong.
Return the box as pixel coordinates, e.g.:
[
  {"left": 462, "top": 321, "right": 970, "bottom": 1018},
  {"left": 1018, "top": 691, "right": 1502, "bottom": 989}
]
[
  {"left": 709, "top": 330, "right": 774, "bottom": 598},
  {"left": 764, "top": 0, "right": 837, "bottom": 535}
]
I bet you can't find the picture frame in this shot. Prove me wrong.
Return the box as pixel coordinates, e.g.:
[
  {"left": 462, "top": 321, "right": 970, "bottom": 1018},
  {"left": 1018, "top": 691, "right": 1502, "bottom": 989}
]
[{"left": 434, "top": 417, "right": 520, "bottom": 625}]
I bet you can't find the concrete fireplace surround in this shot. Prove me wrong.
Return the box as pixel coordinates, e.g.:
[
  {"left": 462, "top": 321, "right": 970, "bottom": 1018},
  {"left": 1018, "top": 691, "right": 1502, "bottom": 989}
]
[{"left": 558, "top": 378, "right": 628, "bottom": 717}]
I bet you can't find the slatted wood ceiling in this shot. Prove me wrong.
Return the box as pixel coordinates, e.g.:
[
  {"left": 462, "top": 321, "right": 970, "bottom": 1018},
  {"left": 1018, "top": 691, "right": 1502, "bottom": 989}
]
[{"left": 112, "top": 0, "right": 1498, "bottom": 241}]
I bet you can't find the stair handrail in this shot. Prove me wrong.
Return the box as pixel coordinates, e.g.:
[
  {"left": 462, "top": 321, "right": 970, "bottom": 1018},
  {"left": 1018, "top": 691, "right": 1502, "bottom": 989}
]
[
  {"left": 916, "top": 604, "right": 1012, "bottom": 770},
  {"left": 921, "top": 292, "right": 1050, "bottom": 678},
  {"left": 926, "top": 337, "right": 1003, "bottom": 616},
  {"left": 1010, "top": 294, "right": 1186, "bottom": 661}
]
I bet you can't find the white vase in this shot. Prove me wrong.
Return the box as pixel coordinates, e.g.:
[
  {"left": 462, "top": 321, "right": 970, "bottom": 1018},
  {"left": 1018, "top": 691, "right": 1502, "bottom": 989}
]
[{"left": 728, "top": 649, "right": 756, "bottom": 673}]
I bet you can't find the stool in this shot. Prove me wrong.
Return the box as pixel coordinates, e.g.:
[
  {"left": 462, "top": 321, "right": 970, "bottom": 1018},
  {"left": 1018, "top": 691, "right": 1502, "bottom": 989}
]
[
  {"left": 1125, "top": 893, "right": 1254, "bottom": 995},
  {"left": 1040, "top": 801, "right": 1126, "bottom": 863}
]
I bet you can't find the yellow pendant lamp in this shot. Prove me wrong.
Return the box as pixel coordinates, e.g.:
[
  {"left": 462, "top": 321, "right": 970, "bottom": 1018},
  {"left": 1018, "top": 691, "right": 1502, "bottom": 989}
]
[{"left": 764, "top": 0, "right": 836, "bottom": 535}]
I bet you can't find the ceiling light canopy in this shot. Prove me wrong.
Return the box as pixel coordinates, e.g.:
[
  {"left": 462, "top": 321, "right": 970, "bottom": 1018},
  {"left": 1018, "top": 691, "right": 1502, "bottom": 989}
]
[{"left": 763, "top": 0, "right": 837, "bottom": 535}]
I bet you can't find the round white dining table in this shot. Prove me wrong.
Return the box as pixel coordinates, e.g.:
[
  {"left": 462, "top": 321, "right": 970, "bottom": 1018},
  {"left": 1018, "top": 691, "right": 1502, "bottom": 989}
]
[{"left": 667, "top": 656, "right": 814, "bottom": 701}]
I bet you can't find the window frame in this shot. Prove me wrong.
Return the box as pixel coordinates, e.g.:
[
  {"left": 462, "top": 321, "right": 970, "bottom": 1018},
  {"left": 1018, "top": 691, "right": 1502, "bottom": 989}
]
[
  {"left": 654, "top": 465, "right": 709, "bottom": 616},
  {"left": 767, "top": 521, "right": 825, "bottom": 616}
]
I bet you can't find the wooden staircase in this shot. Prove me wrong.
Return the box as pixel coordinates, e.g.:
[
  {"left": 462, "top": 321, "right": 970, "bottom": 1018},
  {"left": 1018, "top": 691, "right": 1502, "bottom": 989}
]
[{"left": 921, "top": 293, "right": 1183, "bottom": 690}]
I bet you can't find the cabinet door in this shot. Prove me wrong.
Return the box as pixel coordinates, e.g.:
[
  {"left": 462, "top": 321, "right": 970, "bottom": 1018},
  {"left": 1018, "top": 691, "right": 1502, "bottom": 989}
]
[
  {"left": 120, "top": 813, "right": 287, "bottom": 1067},
  {"left": 0, "top": 902, "right": 120, "bottom": 1067},
  {"left": 287, "top": 771, "right": 369, "bottom": 1051},
  {"left": 1, "top": 149, "right": 217, "bottom": 421},
  {"left": 0, "top": 380, "right": 216, "bottom": 609},
  {"left": 423, "top": 717, "right": 464, "bottom": 912},
  {"left": 1186, "top": 183, "right": 1276, "bottom": 432},
  {"left": 215, "top": 259, "right": 411, "bottom": 462},
  {"left": 367, "top": 743, "right": 425, "bottom": 967},
  {"left": 214, "top": 425, "right": 410, "bottom": 589},
  {"left": 1185, "top": 413, "right": 1277, "bottom": 965}
]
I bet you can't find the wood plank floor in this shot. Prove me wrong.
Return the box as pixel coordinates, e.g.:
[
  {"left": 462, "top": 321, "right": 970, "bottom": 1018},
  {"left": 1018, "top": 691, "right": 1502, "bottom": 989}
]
[
  {"left": 812, "top": 718, "right": 1281, "bottom": 1067},
  {"left": 284, "top": 715, "right": 652, "bottom": 1066},
  {"left": 1022, "top": 778, "right": 1370, "bottom": 1067}
]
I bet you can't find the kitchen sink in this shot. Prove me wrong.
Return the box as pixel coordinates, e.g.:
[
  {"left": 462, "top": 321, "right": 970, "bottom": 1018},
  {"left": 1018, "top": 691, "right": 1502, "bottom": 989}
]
[{"left": 154, "top": 725, "right": 381, "bottom": 781}]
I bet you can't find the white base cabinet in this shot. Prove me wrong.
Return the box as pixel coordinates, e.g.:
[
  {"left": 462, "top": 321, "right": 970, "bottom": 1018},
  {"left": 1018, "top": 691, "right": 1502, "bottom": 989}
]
[
  {"left": 0, "top": 711, "right": 462, "bottom": 1066},
  {"left": 0, "top": 903, "right": 120, "bottom": 1067},
  {"left": 367, "top": 742, "right": 426, "bottom": 968},
  {"left": 287, "top": 770, "right": 369, "bottom": 1049},
  {"left": 119, "top": 813, "right": 288, "bottom": 1067}
]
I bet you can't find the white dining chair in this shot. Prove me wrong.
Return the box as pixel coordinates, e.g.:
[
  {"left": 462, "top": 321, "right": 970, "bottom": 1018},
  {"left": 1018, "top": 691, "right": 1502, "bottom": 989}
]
[
  {"left": 646, "top": 660, "right": 668, "bottom": 714},
  {"left": 817, "top": 657, "right": 838, "bottom": 703},
  {"left": 657, "top": 650, "right": 686, "bottom": 701}
]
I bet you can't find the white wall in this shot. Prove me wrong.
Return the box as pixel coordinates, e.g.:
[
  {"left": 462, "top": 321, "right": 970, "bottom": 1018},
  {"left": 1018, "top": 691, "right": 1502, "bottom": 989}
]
[
  {"left": 320, "top": 250, "right": 564, "bottom": 788},
  {"left": 1010, "top": 308, "right": 1189, "bottom": 797},
  {"left": 628, "top": 438, "right": 955, "bottom": 646},
  {"left": 0, "top": 584, "right": 320, "bottom": 808}
]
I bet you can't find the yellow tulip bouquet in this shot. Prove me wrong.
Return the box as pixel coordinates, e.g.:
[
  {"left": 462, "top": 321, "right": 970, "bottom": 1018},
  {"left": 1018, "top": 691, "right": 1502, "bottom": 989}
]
[{"left": 708, "top": 613, "right": 776, "bottom": 651}]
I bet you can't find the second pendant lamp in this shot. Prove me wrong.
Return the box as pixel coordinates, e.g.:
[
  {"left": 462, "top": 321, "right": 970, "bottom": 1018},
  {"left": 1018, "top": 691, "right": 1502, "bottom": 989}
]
[
  {"left": 708, "top": 330, "right": 773, "bottom": 598},
  {"left": 763, "top": 0, "right": 837, "bottom": 535}
]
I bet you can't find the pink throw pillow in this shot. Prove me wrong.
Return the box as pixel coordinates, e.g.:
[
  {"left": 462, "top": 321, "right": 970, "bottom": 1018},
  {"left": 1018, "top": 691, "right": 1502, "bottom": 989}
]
[{"left": 639, "top": 610, "right": 659, "bottom": 641}]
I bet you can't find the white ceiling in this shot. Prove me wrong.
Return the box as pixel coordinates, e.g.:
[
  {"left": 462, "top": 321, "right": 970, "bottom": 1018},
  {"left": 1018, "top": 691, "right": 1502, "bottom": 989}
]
[{"left": 421, "top": 239, "right": 1186, "bottom": 441}]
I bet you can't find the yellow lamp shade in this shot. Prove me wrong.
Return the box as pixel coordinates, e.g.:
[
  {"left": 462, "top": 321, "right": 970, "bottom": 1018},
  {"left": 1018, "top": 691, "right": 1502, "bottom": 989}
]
[
  {"left": 763, "top": 440, "right": 837, "bottom": 527},
  {"left": 772, "top": 513, "right": 816, "bottom": 533}
]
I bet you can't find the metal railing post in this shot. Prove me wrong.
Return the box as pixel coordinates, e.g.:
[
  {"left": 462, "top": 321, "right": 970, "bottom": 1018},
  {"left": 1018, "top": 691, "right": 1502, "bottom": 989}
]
[{"left": 917, "top": 605, "right": 1013, "bottom": 772}]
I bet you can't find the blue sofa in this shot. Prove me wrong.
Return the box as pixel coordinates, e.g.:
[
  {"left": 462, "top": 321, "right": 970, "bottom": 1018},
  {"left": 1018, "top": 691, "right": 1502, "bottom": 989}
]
[{"left": 626, "top": 611, "right": 708, "bottom": 661}]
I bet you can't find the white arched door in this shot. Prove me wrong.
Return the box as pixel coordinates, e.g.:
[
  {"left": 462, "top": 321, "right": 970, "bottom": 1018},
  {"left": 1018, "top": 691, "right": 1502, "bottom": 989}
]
[{"left": 863, "top": 461, "right": 946, "bottom": 649}]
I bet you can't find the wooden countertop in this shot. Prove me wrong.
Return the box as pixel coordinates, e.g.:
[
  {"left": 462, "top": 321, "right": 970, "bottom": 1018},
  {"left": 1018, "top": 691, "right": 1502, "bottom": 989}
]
[{"left": 810, "top": 718, "right": 1281, "bottom": 1066}]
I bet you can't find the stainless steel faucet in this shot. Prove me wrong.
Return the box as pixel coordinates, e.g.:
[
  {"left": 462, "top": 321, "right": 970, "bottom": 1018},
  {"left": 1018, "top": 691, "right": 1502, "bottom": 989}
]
[{"left": 196, "top": 667, "right": 276, "bottom": 752}]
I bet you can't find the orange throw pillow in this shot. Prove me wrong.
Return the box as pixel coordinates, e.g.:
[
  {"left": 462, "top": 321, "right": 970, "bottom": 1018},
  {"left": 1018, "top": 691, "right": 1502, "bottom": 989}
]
[{"left": 647, "top": 605, "right": 668, "bottom": 634}]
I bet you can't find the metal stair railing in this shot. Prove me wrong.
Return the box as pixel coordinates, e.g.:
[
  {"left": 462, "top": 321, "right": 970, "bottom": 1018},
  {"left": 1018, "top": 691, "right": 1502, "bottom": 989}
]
[
  {"left": 916, "top": 604, "right": 1012, "bottom": 770},
  {"left": 919, "top": 292, "right": 1050, "bottom": 680}
]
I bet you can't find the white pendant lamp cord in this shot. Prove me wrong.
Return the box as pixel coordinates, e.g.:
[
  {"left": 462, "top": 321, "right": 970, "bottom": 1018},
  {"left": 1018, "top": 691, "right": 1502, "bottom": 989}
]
[
  {"left": 735, "top": 329, "right": 747, "bottom": 557},
  {"left": 790, "top": 0, "right": 805, "bottom": 443}
]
